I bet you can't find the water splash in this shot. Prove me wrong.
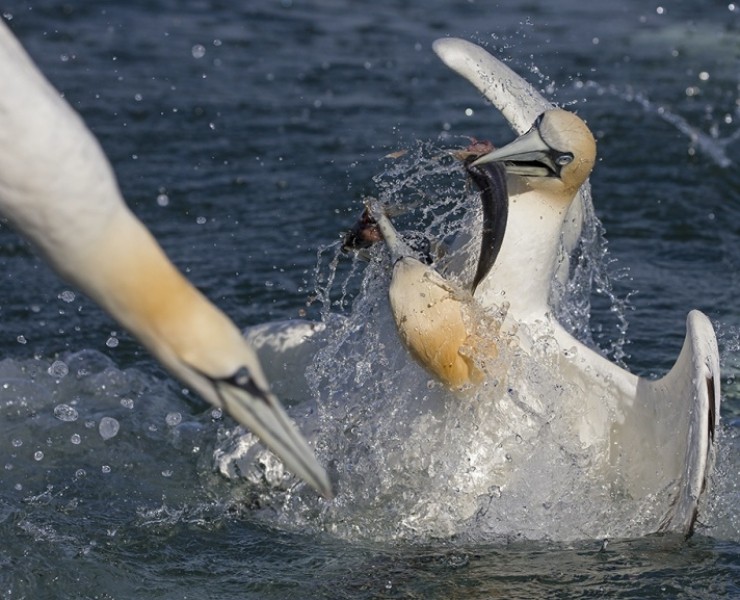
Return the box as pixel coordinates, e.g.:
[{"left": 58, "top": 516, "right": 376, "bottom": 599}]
[{"left": 226, "top": 143, "right": 688, "bottom": 542}]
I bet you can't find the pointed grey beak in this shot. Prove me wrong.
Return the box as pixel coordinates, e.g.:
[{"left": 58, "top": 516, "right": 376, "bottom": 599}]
[
  {"left": 368, "top": 203, "right": 415, "bottom": 263},
  {"left": 213, "top": 369, "right": 333, "bottom": 499},
  {"left": 471, "top": 123, "right": 566, "bottom": 178}
]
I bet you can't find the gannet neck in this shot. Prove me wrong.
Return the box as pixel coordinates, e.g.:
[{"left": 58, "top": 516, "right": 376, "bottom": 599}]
[
  {"left": 86, "top": 213, "right": 240, "bottom": 378},
  {"left": 0, "top": 21, "right": 331, "bottom": 498},
  {"left": 371, "top": 210, "right": 485, "bottom": 387},
  {"left": 0, "top": 23, "right": 122, "bottom": 277},
  {"left": 473, "top": 186, "right": 569, "bottom": 319}
]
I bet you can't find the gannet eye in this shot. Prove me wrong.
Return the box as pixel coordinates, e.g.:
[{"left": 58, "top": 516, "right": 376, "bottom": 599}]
[
  {"left": 222, "top": 366, "right": 270, "bottom": 403},
  {"left": 555, "top": 153, "right": 573, "bottom": 166}
]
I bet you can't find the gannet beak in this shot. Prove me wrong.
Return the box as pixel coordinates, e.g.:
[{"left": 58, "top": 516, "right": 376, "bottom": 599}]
[
  {"left": 367, "top": 203, "right": 415, "bottom": 262},
  {"left": 471, "top": 117, "right": 571, "bottom": 178},
  {"left": 210, "top": 367, "right": 333, "bottom": 499}
]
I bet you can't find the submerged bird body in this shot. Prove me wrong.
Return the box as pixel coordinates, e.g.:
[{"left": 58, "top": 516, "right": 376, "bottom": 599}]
[{"left": 0, "top": 22, "right": 331, "bottom": 498}]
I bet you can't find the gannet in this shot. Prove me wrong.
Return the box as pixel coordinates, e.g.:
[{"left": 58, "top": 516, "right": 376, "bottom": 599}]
[
  {"left": 354, "top": 160, "right": 508, "bottom": 388},
  {"left": 0, "top": 21, "right": 331, "bottom": 498},
  {"left": 370, "top": 203, "right": 480, "bottom": 388},
  {"left": 406, "top": 38, "right": 720, "bottom": 533}
]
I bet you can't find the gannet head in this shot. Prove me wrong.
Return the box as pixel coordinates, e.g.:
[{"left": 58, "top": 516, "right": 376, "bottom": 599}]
[
  {"left": 366, "top": 204, "right": 484, "bottom": 388},
  {"left": 0, "top": 19, "right": 333, "bottom": 500},
  {"left": 472, "top": 109, "right": 596, "bottom": 204}
]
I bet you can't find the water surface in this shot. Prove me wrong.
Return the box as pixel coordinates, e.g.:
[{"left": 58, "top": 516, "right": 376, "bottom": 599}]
[{"left": 1, "top": 1, "right": 739, "bottom": 598}]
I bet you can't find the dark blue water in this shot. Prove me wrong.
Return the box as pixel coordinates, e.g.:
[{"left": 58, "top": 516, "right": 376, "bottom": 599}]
[{"left": 1, "top": 1, "right": 739, "bottom": 598}]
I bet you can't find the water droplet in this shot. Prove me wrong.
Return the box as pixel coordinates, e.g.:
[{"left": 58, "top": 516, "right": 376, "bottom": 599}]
[
  {"left": 70, "top": 433, "right": 81, "bottom": 445},
  {"left": 98, "top": 417, "right": 120, "bottom": 440},
  {"left": 75, "top": 469, "right": 86, "bottom": 479},
  {"left": 165, "top": 412, "right": 182, "bottom": 427},
  {"left": 101, "top": 465, "right": 111, "bottom": 474},
  {"left": 211, "top": 408, "right": 223, "bottom": 420},
  {"left": 195, "top": 216, "right": 206, "bottom": 225},
  {"left": 16, "top": 335, "right": 27, "bottom": 344},
  {"left": 54, "top": 403, "right": 79, "bottom": 422},
  {"left": 34, "top": 450, "right": 44, "bottom": 461},
  {"left": 11, "top": 438, "right": 22, "bottom": 448},
  {"left": 156, "top": 193, "right": 169, "bottom": 207},
  {"left": 161, "top": 470, "right": 173, "bottom": 478},
  {"left": 191, "top": 44, "right": 206, "bottom": 59},
  {"left": 120, "top": 398, "right": 134, "bottom": 409},
  {"left": 106, "top": 336, "right": 119, "bottom": 348},
  {"left": 48, "top": 360, "right": 69, "bottom": 378},
  {"left": 58, "top": 290, "right": 75, "bottom": 303}
]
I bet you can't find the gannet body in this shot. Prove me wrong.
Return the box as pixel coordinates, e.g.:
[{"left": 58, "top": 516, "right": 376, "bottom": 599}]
[
  {"left": 402, "top": 38, "right": 719, "bottom": 533},
  {"left": 0, "top": 22, "right": 331, "bottom": 498}
]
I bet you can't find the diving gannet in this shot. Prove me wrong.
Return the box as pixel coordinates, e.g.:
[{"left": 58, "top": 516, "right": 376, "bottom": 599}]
[
  {"left": 0, "top": 21, "right": 331, "bottom": 498},
  {"left": 353, "top": 160, "right": 508, "bottom": 388}
]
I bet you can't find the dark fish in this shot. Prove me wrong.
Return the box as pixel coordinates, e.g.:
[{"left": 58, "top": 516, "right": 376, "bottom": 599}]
[{"left": 464, "top": 159, "right": 509, "bottom": 294}]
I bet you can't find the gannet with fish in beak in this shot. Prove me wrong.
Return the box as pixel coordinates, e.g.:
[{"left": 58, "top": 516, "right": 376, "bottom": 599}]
[
  {"left": 359, "top": 39, "right": 719, "bottom": 534},
  {"left": 0, "top": 21, "right": 331, "bottom": 498},
  {"left": 400, "top": 38, "right": 719, "bottom": 534}
]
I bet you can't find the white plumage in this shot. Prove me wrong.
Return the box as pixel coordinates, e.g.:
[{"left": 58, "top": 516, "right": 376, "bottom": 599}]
[{"left": 0, "top": 21, "right": 331, "bottom": 498}]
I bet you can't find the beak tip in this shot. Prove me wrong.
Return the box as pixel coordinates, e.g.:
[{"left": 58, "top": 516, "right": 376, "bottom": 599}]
[{"left": 470, "top": 153, "right": 493, "bottom": 168}]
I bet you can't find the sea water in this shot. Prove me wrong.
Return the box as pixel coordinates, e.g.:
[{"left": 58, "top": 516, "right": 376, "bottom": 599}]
[{"left": 0, "top": 1, "right": 738, "bottom": 598}]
